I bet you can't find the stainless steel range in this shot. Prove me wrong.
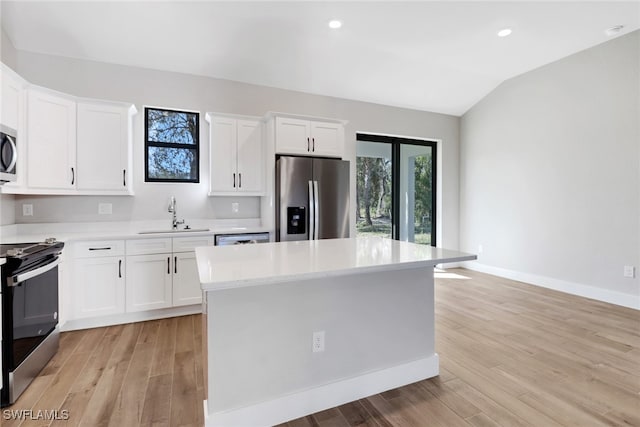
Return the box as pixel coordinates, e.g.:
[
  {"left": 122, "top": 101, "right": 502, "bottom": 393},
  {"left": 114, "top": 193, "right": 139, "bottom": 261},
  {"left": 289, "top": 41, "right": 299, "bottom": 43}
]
[{"left": 1, "top": 238, "right": 63, "bottom": 407}]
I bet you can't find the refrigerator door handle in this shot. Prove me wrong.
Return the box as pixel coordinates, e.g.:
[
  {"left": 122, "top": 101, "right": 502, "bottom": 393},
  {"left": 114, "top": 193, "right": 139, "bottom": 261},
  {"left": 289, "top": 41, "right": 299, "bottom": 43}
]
[
  {"left": 308, "top": 180, "right": 315, "bottom": 240},
  {"left": 313, "top": 180, "right": 319, "bottom": 240}
]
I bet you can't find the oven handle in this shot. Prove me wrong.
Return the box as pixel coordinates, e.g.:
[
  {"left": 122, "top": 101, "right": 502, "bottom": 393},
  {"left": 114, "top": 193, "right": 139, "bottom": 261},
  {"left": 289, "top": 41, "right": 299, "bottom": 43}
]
[{"left": 10, "top": 257, "right": 61, "bottom": 287}]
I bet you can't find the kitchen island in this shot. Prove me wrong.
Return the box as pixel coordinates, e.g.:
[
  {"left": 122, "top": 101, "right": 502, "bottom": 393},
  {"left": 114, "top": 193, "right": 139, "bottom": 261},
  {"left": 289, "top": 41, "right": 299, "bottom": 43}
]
[{"left": 196, "top": 237, "right": 476, "bottom": 427}]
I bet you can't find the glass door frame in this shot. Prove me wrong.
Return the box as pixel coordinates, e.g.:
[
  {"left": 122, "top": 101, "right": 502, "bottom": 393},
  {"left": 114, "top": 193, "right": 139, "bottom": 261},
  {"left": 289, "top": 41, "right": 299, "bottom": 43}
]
[{"left": 356, "top": 133, "right": 437, "bottom": 246}]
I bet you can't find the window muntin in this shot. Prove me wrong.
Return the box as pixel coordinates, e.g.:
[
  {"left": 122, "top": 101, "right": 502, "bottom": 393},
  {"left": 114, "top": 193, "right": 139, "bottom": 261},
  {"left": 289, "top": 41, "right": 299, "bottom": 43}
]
[{"left": 145, "top": 107, "right": 199, "bottom": 182}]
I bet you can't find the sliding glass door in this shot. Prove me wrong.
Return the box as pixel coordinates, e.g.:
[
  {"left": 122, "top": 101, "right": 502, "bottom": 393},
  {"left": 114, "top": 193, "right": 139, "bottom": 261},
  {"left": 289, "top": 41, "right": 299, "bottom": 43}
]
[{"left": 356, "top": 134, "right": 436, "bottom": 246}]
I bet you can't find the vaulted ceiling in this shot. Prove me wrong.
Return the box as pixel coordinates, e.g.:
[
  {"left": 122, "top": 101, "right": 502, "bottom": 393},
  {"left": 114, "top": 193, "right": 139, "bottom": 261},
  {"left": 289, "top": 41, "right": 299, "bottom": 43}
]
[{"left": 2, "top": 1, "right": 638, "bottom": 116}]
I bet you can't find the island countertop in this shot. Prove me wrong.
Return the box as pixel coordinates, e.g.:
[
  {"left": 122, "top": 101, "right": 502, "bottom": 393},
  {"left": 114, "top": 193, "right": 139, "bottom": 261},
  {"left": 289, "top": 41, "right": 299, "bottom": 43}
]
[{"left": 196, "top": 236, "right": 476, "bottom": 291}]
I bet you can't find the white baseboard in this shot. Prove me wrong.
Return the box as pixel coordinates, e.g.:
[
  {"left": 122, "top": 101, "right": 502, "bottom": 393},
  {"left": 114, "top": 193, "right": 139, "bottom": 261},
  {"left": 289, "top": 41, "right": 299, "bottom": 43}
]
[
  {"left": 462, "top": 261, "right": 640, "bottom": 310},
  {"left": 204, "top": 354, "right": 439, "bottom": 427},
  {"left": 60, "top": 305, "right": 202, "bottom": 331}
]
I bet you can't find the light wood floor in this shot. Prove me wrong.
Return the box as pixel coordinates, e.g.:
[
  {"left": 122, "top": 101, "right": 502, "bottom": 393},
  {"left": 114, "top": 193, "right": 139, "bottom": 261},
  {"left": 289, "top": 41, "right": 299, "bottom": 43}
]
[{"left": 4, "top": 268, "right": 639, "bottom": 426}]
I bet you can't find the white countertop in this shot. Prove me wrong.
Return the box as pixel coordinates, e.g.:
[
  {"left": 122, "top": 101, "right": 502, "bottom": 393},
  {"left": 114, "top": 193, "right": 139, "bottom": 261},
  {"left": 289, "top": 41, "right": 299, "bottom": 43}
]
[
  {"left": 0, "top": 219, "right": 271, "bottom": 244},
  {"left": 196, "top": 237, "right": 477, "bottom": 291}
]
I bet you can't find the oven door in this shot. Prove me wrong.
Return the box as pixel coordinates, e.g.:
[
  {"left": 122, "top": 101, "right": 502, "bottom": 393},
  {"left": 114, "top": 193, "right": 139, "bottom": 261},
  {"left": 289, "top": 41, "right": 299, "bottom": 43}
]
[{"left": 5, "top": 256, "right": 60, "bottom": 370}]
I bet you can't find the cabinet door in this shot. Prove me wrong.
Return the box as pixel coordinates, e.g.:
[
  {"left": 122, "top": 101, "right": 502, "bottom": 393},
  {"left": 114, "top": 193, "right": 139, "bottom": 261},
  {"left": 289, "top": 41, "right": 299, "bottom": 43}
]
[
  {"left": 1, "top": 66, "right": 23, "bottom": 131},
  {"left": 236, "top": 119, "right": 263, "bottom": 194},
  {"left": 126, "top": 254, "right": 172, "bottom": 312},
  {"left": 72, "top": 257, "right": 125, "bottom": 319},
  {"left": 210, "top": 116, "right": 237, "bottom": 194},
  {"left": 173, "top": 252, "right": 202, "bottom": 306},
  {"left": 76, "top": 102, "right": 129, "bottom": 191},
  {"left": 275, "top": 117, "right": 310, "bottom": 155},
  {"left": 310, "top": 121, "right": 343, "bottom": 158},
  {"left": 27, "top": 89, "right": 76, "bottom": 189}
]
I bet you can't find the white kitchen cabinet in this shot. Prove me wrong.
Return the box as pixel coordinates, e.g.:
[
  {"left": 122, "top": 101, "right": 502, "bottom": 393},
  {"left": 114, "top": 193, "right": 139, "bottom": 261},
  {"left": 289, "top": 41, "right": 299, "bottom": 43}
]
[
  {"left": 76, "top": 101, "right": 135, "bottom": 193},
  {"left": 172, "top": 235, "right": 214, "bottom": 306},
  {"left": 126, "top": 253, "right": 173, "bottom": 312},
  {"left": 69, "top": 240, "right": 126, "bottom": 320},
  {"left": 274, "top": 116, "right": 344, "bottom": 158},
  {"left": 207, "top": 113, "right": 264, "bottom": 195},
  {"left": 1, "top": 64, "right": 25, "bottom": 131},
  {"left": 73, "top": 256, "right": 125, "bottom": 318},
  {"left": 26, "top": 87, "right": 76, "bottom": 190},
  {"left": 173, "top": 252, "right": 201, "bottom": 306}
]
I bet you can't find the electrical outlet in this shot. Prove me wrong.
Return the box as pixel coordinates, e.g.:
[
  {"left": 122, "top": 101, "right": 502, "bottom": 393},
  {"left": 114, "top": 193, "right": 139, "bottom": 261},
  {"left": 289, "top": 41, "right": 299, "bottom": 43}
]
[
  {"left": 98, "top": 203, "right": 113, "bottom": 215},
  {"left": 22, "top": 204, "right": 33, "bottom": 216},
  {"left": 231, "top": 202, "right": 239, "bottom": 213},
  {"left": 623, "top": 266, "right": 635, "bottom": 278},
  {"left": 312, "top": 330, "right": 325, "bottom": 353}
]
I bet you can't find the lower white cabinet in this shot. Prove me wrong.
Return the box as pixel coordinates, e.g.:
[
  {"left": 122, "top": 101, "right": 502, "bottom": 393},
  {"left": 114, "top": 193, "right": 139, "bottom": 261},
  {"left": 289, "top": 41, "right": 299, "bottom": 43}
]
[
  {"left": 126, "top": 253, "right": 173, "bottom": 312},
  {"left": 68, "top": 236, "right": 213, "bottom": 325},
  {"left": 73, "top": 256, "right": 125, "bottom": 318},
  {"left": 173, "top": 252, "right": 202, "bottom": 306}
]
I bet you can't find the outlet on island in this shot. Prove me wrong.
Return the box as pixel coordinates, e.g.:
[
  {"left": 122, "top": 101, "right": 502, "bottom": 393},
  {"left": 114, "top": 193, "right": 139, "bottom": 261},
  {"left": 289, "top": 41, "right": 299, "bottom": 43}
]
[{"left": 232, "top": 202, "right": 239, "bottom": 213}]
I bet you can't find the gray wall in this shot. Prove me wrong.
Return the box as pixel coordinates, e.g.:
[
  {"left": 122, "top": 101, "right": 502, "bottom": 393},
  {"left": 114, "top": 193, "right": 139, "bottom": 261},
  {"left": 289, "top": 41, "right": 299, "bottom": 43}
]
[
  {"left": 5, "top": 40, "right": 461, "bottom": 250},
  {"left": 460, "top": 31, "right": 640, "bottom": 298}
]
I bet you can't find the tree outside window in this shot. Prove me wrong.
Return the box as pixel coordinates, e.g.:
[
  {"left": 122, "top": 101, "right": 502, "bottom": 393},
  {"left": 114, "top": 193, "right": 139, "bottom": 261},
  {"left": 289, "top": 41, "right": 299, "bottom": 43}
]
[{"left": 145, "top": 107, "right": 199, "bottom": 182}]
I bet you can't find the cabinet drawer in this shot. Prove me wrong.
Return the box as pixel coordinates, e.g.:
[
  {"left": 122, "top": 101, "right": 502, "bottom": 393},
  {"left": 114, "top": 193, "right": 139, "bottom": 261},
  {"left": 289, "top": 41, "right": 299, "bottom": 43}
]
[
  {"left": 126, "top": 238, "right": 172, "bottom": 255},
  {"left": 72, "top": 240, "right": 125, "bottom": 258},
  {"left": 172, "top": 235, "right": 214, "bottom": 253}
]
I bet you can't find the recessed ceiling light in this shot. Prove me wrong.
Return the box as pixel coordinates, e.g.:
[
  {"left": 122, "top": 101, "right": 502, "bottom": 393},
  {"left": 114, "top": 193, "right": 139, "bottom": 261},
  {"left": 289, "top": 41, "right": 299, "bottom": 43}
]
[
  {"left": 328, "top": 20, "right": 342, "bottom": 29},
  {"left": 497, "top": 28, "right": 512, "bottom": 37},
  {"left": 605, "top": 25, "right": 624, "bottom": 36}
]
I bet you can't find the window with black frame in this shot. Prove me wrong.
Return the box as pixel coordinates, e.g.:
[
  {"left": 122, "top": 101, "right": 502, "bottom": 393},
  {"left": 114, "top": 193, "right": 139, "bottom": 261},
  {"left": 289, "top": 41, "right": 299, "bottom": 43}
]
[{"left": 145, "top": 107, "right": 199, "bottom": 182}]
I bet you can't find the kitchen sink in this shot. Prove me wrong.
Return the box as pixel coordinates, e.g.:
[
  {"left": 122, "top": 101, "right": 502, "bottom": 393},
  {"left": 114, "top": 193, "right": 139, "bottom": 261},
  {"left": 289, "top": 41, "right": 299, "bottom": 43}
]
[{"left": 138, "top": 228, "right": 210, "bottom": 234}]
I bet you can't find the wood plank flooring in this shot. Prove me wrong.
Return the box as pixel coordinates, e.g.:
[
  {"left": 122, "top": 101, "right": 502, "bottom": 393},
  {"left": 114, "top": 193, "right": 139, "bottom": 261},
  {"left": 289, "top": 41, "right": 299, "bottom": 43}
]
[{"left": 3, "top": 268, "right": 638, "bottom": 426}]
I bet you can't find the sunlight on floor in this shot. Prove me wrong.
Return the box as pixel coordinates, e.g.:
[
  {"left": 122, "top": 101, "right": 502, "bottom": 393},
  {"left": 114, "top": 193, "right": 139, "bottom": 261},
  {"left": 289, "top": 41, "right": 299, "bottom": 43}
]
[{"left": 434, "top": 268, "right": 471, "bottom": 280}]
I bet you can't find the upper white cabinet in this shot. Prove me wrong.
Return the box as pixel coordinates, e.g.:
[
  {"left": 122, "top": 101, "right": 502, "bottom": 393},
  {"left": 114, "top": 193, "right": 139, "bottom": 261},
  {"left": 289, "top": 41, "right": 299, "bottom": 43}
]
[
  {"left": 77, "top": 102, "right": 135, "bottom": 193},
  {"left": 274, "top": 115, "right": 344, "bottom": 158},
  {"left": 26, "top": 87, "right": 77, "bottom": 190},
  {"left": 3, "top": 81, "right": 136, "bottom": 195},
  {"left": 207, "top": 113, "right": 264, "bottom": 196},
  {"left": 1, "top": 64, "right": 25, "bottom": 131}
]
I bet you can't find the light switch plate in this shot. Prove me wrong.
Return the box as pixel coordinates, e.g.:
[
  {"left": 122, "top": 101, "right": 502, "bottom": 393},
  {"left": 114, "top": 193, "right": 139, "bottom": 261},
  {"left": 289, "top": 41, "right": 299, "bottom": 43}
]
[
  {"left": 22, "top": 204, "right": 33, "bottom": 216},
  {"left": 98, "top": 203, "right": 113, "bottom": 215}
]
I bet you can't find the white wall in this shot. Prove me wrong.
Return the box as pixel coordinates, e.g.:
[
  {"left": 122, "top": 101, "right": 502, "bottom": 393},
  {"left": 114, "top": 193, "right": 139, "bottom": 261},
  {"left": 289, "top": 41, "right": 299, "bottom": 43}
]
[
  {"left": 0, "top": 27, "right": 17, "bottom": 226},
  {"left": 460, "top": 31, "right": 640, "bottom": 304},
  {"left": 7, "top": 44, "right": 461, "bottom": 250}
]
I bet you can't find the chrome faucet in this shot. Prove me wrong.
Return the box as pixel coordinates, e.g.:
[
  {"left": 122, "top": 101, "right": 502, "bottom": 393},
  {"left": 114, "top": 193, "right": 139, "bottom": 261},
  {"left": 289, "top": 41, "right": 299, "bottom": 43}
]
[{"left": 168, "top": 196, "right": 185, "bottom": 230}]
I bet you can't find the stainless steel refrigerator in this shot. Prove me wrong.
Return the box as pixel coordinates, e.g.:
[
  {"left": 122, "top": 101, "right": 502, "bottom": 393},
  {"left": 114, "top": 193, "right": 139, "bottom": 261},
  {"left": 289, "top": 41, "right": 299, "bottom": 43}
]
[{"left": 276, "top": 156, "right": 350, "bottom": 242}]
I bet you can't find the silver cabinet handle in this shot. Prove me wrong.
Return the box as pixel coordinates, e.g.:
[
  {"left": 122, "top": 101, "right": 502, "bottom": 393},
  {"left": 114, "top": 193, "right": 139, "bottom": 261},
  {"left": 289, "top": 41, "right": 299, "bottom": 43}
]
[
  {"left": 313, "top": 180, "right": 319, "bottom": 240},
  {"left": 308, "top": 180, "right": 314, "bottom": 240},
  {"left": 11, "top": 257, "right": 61, "bottom": 286}
]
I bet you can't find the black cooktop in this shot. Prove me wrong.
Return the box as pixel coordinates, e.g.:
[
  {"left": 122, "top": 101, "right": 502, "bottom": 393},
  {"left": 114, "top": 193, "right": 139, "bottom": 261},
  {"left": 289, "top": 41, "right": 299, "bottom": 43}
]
[{"left": 1, "top": 240, "right": 64, "bottom": 274}]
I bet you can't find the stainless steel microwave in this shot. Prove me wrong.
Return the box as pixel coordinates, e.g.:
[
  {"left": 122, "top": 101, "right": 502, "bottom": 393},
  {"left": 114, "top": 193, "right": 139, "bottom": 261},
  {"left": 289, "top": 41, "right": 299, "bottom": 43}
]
[{"left": 0, "top": 124, "right": 17, "bottom": 184}]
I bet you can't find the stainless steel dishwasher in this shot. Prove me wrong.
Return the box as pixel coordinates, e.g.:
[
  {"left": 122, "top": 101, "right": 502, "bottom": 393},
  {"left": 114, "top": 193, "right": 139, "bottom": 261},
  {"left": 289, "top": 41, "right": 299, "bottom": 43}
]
[{"left": 214, "top": 232, "right": 270, "bottom": 246}]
